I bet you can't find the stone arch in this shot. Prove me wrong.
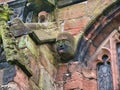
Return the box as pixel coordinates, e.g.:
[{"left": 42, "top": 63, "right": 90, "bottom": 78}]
[{"left": 75, "top": 1, "right": 120, "bottom": 64}]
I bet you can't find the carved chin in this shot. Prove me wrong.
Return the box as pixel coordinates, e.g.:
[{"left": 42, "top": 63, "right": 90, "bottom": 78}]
[{"left": 58, "top": 51, "right": 73, "bottom": 59}]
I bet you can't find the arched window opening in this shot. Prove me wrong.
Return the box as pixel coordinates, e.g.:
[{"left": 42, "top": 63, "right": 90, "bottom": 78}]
[
  {"left": 97, "top": 54, "right": 113, "bottom": 90},
  {"left": 116, "top": 43, "right": 120, "bottom": 74}
]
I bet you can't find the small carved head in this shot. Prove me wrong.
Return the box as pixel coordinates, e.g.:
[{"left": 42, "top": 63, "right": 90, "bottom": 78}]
[
  {"left": 38, "top": 11, "right": 48, "bottom": 23},
  {"left": 56, "top": 32, "right": 75, "bottom": 63}
]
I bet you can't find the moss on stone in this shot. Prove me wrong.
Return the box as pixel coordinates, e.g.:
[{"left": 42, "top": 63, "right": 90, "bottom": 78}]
[
  {"left": 24, "top": 35, "right": 39, "bottom": 57},
  {"left": 0, "top": 4, "right": 13, "bottom": 21}
]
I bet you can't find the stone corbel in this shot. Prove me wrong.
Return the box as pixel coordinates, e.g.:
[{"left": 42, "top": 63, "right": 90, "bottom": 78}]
[{"left": 10, "top": 18, "right": 58, "bottom": 44}]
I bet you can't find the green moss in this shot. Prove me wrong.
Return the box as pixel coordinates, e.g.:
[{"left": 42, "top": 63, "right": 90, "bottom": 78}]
[
  {"left": 25, "top": 35, "right": 39, "bottom": 57},
  {"left": 0, "top": 4, "right": 13, "bottom": 21}
]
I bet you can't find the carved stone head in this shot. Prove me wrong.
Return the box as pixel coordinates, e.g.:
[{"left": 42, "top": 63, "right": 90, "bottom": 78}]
[
  {"left": 38, "top": 11, "right": 48, "bottom": 23},
  {"left": 56, "top": 32, "right": 75, "bottom": 63}
]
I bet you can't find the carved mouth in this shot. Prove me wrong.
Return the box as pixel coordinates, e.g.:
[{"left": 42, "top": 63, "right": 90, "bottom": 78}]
[{"left": 59, "top": 49, "right": 64, "bottom": 53}]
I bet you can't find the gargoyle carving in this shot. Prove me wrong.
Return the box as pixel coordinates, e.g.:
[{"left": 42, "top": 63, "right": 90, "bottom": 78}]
[{"left": 56, "top": 32, "right": 75, "bottom": 63}]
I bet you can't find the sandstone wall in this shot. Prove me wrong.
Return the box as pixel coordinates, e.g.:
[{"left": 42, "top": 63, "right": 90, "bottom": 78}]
[
  {"left": 57, "top": 0, "right": 116, "bottom": 36},
  {"left": 56, "top": 0, "right": 118, "bottom": 90},
  {"left": 0, "top": 0, "right": 118, "bottom": 90}
]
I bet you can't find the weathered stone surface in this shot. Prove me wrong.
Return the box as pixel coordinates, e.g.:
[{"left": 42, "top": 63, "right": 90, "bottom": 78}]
[
  {"left": 20, "top": 35, "right": 39, "bottom": 57},
  {"left": 7, "top": 82, "right": 20, "bottom": 90},
  {"left": 30, "top": 30, "right": 56, "bottom": 44},
  {"left": 58, "top": 2, "right": 87, "bottom": 20},
  {"left": 3, "top": 65, "right": 16, "bottom": 85},
  {"left": 29, "top": 80, "right": 40, "bottom": 90},
  {"left": 14, "top": 66, "right": 30, "bottom": 90},
  {"left": 64, "top": 17, "right": 91, "bottom": 35},
  {"left": 0, "top": 20, "right": 32, "bottom": 77},
  {"left": 21, "top": 47, "right": 40, "bottom": 85},
  {"left": 0, "top": 82, "right": 20, "bottom": 90},
  {"left": 66, "top": 69, "right": 97, "bottom": 90},
  {"left": 56, "top": 64, "right": 67, "bottom": 82},
  {"left": 56, "top": 61, "right": 98, "bottom": 90},
  {"left": 57, "top": 0, "right": 116, "bottom": 36},
  {"left": 10, "top": 18, "right": 32, "bottom": 37},
  {"left": 26, "top": 22, "right": 59, "bottom": 44},
  {"left": 39, "top": 66, "right": 56, "bottom": 90},
  {"left": 39, "top": 45, "right": 57, "bottom": 77}
]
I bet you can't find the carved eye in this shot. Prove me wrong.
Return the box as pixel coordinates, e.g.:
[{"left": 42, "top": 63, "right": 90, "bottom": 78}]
[
  {"left": 56, "top": 40, "right": 64, "bottom": 47},
  {"left": 64, "top": 40, "right": 71, "bottom": 46}
]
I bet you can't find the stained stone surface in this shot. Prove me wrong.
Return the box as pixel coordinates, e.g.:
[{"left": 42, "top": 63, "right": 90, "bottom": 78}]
[
  {"left": 10, "top": 18, "right": 32, "bottom": 37},
  {"left": 39, "top": 67, "right": 55, "bottom": 90},
  {"left": 30, "top": 30, "right": 57, "bottom": 44},
  {"left": 3, "top": 65, "right": 16, "bottom": 85}
]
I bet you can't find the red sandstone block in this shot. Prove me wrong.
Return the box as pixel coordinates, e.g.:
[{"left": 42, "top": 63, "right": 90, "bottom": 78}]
[
  {"left": 71, "top": 72, "right": 82, "bottom": 80},
  {"left": 64, "top": 71, "right": 97, "bottom": 90},
  {"left": 30, "top": 57, "right": 40, "bottom": 85},
  {"left": 67, "top": 62, "right": 81, "bottom": 73},
  {"left": 64, "top": 80, "right": 83, "bottom": 90},
  {"left": 83, "top": 79, "right": 97, "bottom": 90},
  {"left": 14, "top": 66, "right": 30, "bottom": 90},
  {"left": 58, "top": 3, "right": 86, "bottom": 20},
  {"left": 89, "top": 44, "right": 96, "bottom": 56},
  {"left": 56, "top": 64, "right": 67, "bottom": 81},
  {"left": 67, "top": 28, "right": 83, "bottom": 35},
  {"left": 64, "top": 17, "right": 91, "bottom": 35},
  {"left": 64, "top": 17, "right": 90, "bottom": 30},
  {"left": 58, "top": 10, "right": 85, "bottom": 21}
]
